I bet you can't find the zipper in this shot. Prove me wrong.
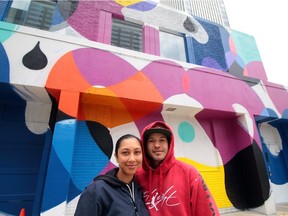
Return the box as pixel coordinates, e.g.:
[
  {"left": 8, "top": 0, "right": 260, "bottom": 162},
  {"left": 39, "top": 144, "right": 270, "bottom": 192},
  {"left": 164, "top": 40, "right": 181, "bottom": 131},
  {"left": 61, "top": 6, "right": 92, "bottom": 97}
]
[{"left": 126, "top": 182, "right": 139, "bottom": 216}]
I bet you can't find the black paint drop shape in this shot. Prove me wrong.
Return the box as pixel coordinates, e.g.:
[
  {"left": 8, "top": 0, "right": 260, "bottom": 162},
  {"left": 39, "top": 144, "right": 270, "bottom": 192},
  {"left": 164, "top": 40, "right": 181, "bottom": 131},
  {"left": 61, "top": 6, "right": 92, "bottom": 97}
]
[
  {"left": 184, "top": 17, "right": 196, "bottom": 32},
  {"left": 23, "top": 41, "right": 48, "bottom": 70},
  {"left": 86, "top": 121, "right": 113, "bottom": 159}
]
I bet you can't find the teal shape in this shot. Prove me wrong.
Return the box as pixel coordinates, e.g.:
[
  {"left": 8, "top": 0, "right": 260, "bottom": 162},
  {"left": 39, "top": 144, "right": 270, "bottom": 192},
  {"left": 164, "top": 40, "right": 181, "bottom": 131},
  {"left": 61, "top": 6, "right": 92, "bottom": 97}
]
[
  {"left": 231, "top": 31, "right": 261, "bottom": 65},
  {"left": 178, "top": 121, "right": 195, "bottom": 142},
  {"left": 0, "top": 22, "right": 18, "bottom": 42}
]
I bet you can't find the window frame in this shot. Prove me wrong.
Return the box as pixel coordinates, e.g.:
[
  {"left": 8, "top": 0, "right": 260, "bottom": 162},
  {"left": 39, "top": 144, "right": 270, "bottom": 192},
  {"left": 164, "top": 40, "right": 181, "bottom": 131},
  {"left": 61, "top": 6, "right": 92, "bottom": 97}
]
[
  {"left": 5, "top": 0, "right": 56, "bottom": 30},
  {"left": 111, "top": 17, "right": 143, "bottom": 52},
  {"left": 159, "top": 28, "right": 188, "bottom": 62}
]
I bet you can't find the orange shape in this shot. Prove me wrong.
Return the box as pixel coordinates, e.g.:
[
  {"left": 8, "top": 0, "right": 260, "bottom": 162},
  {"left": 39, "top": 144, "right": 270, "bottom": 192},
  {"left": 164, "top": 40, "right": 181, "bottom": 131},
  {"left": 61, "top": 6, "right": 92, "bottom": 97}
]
[
  {"left": 109, "top": 71, "right": 164, "bottom": 120},
  {"left": 80, "top": 87, "right": 134, "bottom": 128},
  {"left": 46, "top": 52, "right": 91, "bottom": 92}
]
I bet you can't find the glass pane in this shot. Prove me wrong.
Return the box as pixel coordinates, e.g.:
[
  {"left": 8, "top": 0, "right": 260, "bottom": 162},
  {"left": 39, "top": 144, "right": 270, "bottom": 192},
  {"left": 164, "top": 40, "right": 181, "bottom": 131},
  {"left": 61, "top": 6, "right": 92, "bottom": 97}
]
[
  {"left": 6, "top": 0, "right": 55, "bottom": 30},
  {"left": 160, "top": 31, "right": 187, "bottom": 62},
  {"left": 5, "top": 0, "right": 31, "bottom": 25},
  {"left": 25, "top": 1, "right": 55, "bottom": 30},
  {"left": 111, "top": 18, "right": 142, "bottom": 52}
]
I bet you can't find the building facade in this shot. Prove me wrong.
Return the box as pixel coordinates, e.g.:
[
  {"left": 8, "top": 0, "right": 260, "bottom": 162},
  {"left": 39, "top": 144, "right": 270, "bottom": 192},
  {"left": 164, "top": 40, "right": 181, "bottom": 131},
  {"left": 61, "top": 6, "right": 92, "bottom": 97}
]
[
  {"left": 160, "top": 0, "right": 230, "bottom": 27},
  {"left": 0, "top": 0, "right": 287, "bottom": 215}
]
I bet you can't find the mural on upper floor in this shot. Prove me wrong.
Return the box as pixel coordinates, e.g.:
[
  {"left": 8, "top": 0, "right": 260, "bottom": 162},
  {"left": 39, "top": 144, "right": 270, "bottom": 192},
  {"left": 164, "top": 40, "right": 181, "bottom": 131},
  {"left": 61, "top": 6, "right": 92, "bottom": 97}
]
[
  {"left": 0, "top": 1, "right": 288, "bottom": 214},
  {"left": 49, "top": 0, "right": 269, "bottom": 83},
  {"left": 51, "top": 0, "right": 208, "bottom": 43}
]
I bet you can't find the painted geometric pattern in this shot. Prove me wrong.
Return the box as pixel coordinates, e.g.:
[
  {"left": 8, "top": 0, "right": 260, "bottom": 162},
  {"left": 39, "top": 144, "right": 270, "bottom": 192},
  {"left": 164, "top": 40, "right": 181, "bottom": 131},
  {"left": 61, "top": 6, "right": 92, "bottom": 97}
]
[{"left": 0, "top": 0, "right": 287, "bottom": 215}]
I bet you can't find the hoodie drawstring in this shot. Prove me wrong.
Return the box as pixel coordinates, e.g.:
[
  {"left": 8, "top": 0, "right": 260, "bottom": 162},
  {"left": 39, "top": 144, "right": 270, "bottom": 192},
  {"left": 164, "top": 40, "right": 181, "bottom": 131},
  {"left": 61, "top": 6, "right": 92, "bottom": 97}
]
[
  {"left": 126, "top": 182, "right": 135, "bottom": 202},
  {"left": 149, "top": 169, "right": 152, "bottom": 196},
  {"left": 126, "top": 182, "right": 139, "bottom": 215},
  {"left": 148, "top": 166, "right": 163, "bottom": 197},
  {"left": 159, "top": 166, "right": 163, "bottom": 195}
]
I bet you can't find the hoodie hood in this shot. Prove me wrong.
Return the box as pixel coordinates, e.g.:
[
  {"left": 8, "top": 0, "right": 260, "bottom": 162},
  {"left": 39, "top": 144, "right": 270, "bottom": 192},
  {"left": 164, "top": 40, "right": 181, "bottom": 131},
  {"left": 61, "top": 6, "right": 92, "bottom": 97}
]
[
  {"left": 141, "top": 121, "right": 175, "bottom": 173},
  {"left": 94, "top": 168, "right": 128, "bottom": 187}
]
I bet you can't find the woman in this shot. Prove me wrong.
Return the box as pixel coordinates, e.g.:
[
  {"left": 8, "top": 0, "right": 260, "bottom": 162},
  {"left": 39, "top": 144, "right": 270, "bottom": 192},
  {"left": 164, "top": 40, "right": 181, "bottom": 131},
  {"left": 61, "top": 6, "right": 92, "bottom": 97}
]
[{"left": 74, "top": 134, "right": 149, "bottom": 216}]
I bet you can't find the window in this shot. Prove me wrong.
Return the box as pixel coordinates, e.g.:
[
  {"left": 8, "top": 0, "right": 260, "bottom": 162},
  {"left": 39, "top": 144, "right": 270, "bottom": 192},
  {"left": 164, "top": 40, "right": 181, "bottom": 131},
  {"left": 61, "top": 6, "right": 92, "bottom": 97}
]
[
  {"left": 6, "top": 0, "right": 56, "bottom": 30},
  {"left": 160, "top": 31, "right": 187, "bottom": 62},
  {"left": 111, "top": 18, "right": 142, "bottom": 52}
]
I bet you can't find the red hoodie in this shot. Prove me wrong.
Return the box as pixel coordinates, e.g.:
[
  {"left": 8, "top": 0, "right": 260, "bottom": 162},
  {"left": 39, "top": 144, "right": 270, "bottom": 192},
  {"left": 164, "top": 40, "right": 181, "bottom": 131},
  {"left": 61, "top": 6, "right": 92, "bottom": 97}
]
[{"left": 136, "top": 121, "right": 219, "bottom": 216}]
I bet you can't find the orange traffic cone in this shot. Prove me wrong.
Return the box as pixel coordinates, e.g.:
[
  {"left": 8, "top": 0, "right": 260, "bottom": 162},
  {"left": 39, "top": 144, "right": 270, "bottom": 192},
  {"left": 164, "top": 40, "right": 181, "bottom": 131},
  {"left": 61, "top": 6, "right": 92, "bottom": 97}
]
[{"left": 19, "top": 208, "right": 25, "bottom": 216}]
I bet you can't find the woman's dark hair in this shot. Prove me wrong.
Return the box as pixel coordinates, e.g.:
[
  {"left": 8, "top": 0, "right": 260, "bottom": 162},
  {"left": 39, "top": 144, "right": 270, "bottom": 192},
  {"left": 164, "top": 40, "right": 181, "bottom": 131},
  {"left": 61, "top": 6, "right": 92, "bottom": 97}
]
[{"left": 115, "top": 134, "right": 141, "bottom": 156}]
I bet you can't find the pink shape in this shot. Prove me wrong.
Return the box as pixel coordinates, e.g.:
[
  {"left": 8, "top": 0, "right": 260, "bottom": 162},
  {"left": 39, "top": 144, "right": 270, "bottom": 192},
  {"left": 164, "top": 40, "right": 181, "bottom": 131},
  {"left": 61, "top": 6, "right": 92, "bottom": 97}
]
[
  {"left": 73, "top": 48, "right": 138, "bottom": 86},
  {"left": 99, "top": 161, "right": 117, "bottom": 175},
  {"left": 245, "top": 61, "right": 268, "bottom": 81}
]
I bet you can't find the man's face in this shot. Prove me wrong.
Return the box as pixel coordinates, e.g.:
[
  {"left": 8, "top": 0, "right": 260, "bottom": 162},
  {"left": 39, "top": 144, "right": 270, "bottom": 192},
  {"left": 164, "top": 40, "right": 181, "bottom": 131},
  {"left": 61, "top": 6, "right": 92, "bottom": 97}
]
[{"left": 146, "top": 133, "right": 169, "bottom": 168}]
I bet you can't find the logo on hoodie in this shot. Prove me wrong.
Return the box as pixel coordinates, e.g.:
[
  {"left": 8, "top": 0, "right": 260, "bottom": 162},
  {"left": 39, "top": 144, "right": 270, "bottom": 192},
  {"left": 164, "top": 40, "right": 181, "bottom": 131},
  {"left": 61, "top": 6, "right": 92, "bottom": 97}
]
[{"left": 143, "top": 186, "right": 180, "bottom": 211}]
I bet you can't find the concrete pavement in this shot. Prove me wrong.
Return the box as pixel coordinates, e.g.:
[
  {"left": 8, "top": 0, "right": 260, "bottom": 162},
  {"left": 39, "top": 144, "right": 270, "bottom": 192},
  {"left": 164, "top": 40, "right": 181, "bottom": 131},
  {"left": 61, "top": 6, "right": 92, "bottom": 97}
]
[{"left": 221, "top": 203, "right": 288, "bottom": 216}]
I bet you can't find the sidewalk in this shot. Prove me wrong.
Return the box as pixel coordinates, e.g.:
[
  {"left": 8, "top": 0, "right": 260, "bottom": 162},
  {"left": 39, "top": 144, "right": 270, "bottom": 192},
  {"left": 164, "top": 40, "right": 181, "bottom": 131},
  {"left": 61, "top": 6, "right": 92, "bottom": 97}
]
[{"left": 221, "top": 203, "right": 288, "bottom": 216}]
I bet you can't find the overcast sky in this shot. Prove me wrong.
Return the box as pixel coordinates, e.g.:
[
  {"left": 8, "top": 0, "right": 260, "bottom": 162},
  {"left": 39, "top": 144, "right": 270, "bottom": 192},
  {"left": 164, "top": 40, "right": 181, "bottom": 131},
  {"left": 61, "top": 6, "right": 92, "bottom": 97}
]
[{"left": 223, "top": 0, "right": 288, "bottom": 86}]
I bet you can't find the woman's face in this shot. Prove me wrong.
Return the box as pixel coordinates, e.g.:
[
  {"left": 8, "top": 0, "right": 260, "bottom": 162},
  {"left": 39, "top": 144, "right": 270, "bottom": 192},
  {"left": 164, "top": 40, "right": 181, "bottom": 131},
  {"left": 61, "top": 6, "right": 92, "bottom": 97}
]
[{"left": 115, "top": 137, "right": 143, "bottom": 182}]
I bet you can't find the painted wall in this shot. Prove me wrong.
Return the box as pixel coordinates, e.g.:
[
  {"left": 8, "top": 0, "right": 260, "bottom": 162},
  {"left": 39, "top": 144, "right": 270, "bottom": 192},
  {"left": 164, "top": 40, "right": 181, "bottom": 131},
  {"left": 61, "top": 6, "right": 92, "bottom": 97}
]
[{"left": 0, "top": 0, "right": 287, "bottom": 215}]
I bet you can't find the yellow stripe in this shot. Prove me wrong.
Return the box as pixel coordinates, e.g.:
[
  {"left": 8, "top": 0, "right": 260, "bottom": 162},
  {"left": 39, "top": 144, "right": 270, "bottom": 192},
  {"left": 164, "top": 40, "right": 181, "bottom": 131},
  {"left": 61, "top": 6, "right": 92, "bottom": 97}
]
[
  {"left": 115, "top": 0, "right": 143, "bottom": 7},
  {"left": 177, "top": 157, "right": 232, "bottom": 208}
]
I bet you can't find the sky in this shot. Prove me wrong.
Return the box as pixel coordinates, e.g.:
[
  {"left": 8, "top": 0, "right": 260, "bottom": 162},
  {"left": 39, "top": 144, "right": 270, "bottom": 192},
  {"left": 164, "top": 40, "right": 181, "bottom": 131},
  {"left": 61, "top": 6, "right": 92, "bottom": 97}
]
[{"left": 223, "top": 0, "right": 288, "bottom": 87}]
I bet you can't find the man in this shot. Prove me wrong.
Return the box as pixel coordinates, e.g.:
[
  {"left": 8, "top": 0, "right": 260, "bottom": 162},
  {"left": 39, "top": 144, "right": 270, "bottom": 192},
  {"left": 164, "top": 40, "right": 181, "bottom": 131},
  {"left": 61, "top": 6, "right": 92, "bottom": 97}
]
[{"left": 136, "top": 121, "right": 219, "bottom": 216}]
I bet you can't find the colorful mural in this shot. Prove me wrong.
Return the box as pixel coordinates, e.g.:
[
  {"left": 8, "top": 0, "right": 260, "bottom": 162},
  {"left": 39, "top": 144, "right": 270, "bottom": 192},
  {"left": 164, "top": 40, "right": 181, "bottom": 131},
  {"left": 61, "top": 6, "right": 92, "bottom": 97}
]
[{"left": 0, "top": 0, "right": 287, "bottom": 215}]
